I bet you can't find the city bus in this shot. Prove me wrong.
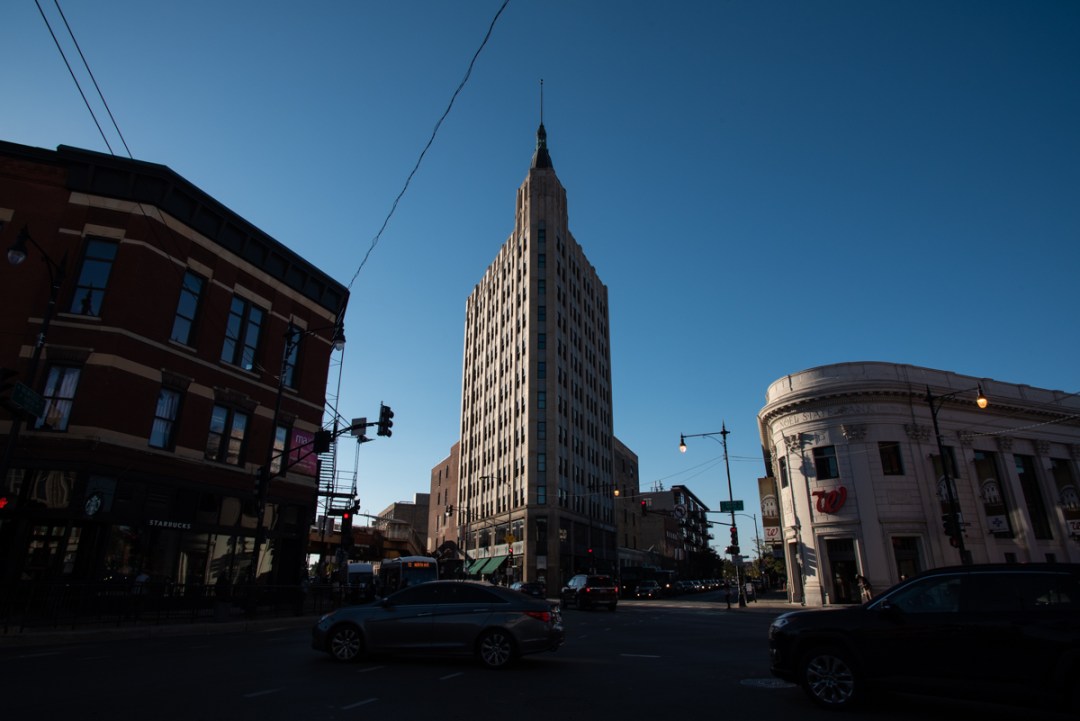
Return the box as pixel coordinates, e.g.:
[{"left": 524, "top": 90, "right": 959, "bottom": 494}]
[{"left": 375, "top": 555, "right": 439, "bottom": 596}]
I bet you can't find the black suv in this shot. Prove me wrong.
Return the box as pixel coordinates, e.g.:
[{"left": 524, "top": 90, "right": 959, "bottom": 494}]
[
  {"left": 769, "top": 564, "right": 1080, "bottom": 713},
  {"left": 560, "top": 574, "right": 618, "bottom": 611}
]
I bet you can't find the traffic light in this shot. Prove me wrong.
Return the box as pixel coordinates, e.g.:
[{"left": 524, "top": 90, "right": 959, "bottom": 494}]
[
  {"left": 313, "top": 430, "right": 332, "bottom": 454},
  {"left": 508, "top": 546, "right": 514, "bottom": 559},
  {"left": 445, "top": 504, "right": 454, "bottom": 516},
  {"left": 377, "top": 403, "right": 394, "bottom": 437},
  {"left": 640, "top": 500, "right": 647, "bottom": 516},
  {"left": 728, "top": 525, "right": 740, "bottom": 555},
  {"left": 341, "top": 508, "right": 354, "bottom": 548},
  {"left": 942, "top": 513, "right": 961, "bottom": 546}
]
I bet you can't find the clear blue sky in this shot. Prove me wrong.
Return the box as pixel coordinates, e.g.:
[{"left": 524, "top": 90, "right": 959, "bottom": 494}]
[{"left": 5, "top": 1, "right": 1078, "bottom": 551}]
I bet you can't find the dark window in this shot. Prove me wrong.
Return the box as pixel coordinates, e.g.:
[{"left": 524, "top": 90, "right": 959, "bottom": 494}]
[
  {"left": 537, "top": 421, "right": 546, "bottom": 440},
  {"left": 538, "top": 333, "right": 546, "bottom": 350},
  {"left": 35, "top": 365, "right": 81, "bottom": 431},
  {"left": 149, "top": 388, "right": 181, "bottom": 449},
  {"left": 70, "top": 237, "right": 118, "bottom": 316},
  {"left": 170, "top": 270, "right": 204, "bottom": 345},
  {"left": 537, "top": 391, "right": 546, "bottom": 409},
  {"left": 205, "top": 404, "right": 248, "bottom": 465},
  {"left": 221, "top": 296, "right": 265, "bottom": 371},
  {"left": 538, "top": 361, "right": 546, "bottom": 379},
  {"left": 779, "top": 457, "right": 788, "bottom": 488},
  {"left": 283, "top": 325, "right": 301, "bottom": 389},
  {"left": 1016, "top": 455, "right": 1053, "bottom": 540},
  {"left": 888, "top": 575, "right": 961, "bottom": 614},
  {"left": 878, "top": 442, "right": 904, "bottom": 475},
  {"left": 538, "top": 305, "right": 546, "bottom": 322},
  {"left": 813, "top": 445, "right": 839, "bottom": 479}
]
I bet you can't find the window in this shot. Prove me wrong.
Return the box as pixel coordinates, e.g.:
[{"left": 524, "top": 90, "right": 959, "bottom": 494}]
[
  {"left": 538, "top": 333, "right": 546, "bottom": 350},
  {"left": 537, "top": 453, "right": 546, "bottom": 472},
  {"left": 537, "top": 421, "right": 546, "bottom": 440},
  {"left": 270, "top": 424, "right": 289, "bottom": 475},
  {"left": 878, "top": 442, "right": 904, "bottom": 475},
  {"left": 149, "top": 388, "right": 181, "bottom": 449},
  {"left": 221, "top": 296, "right": 265, "bottom": 371},
  {"left": 538, "top": 305, "right": 546, "bottom": 322},
  {"left": 537, "top": 391, "right": 546, "bottom": 409},
  {"left": 70, "top": 237, "right": 118, "bottom": 316},
  {"left": 813, "top": 445, "right": 839, "bottom": 479},
  {"left": 537, "top": 484, "right": 546, "bottom": 505},
  {"left": 779, "top": 457, "right": 788, "bottom": 488},
  {"left": 35, "top": 366, "right": 81, "bottom": 431},
  {"left": 282, "top": 325, "right": 300, "bottom": 389},
  {"left": 206, "top": 404, "right": 249, "bottom": 465},
  {"left": 538, "top": 361, "right": 546, "bottom": 379},
  {"left": 170, "top": 271, "right": 204, "bottom": 345},
  {"left": 1016, "top": 455, "right": 1053, "bottom": 540}
]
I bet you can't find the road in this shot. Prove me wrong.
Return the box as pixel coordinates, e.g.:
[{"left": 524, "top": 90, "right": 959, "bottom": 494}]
[{"left": 0, "top": 593, "right": 1067, "bottom": 720}]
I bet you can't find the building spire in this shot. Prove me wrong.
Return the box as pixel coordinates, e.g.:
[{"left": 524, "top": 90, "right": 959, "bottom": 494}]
[{"left": 531, "top": 78, "right": 553, "bottom": 169}]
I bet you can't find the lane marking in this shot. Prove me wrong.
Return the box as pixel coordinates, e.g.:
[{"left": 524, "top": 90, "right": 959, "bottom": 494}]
[
  {"left": 343, "top": 698, "right": 378, "bottom": 709},
  {"left": 243, "top": 688, "right": 283, "bottom": 698}
]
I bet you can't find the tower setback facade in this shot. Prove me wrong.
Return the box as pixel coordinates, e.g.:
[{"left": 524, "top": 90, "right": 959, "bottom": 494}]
[{"left": 456, "top": 125, "right": 615, "bottom": 594}]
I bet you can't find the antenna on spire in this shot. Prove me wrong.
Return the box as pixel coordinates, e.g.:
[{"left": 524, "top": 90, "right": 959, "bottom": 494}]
[{"left": 539, "top": 78, "right": 544, "bottom": 124}]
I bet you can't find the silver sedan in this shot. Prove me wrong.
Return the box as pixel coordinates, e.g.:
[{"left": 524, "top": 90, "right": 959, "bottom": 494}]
[{"left": 312, "top": 580, "right": 564, "bottom": 669}]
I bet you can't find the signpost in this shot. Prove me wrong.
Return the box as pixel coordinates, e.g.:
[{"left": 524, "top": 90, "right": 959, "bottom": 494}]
[{"left": 719, "top": 500, "right": 744, "bottom": 513}]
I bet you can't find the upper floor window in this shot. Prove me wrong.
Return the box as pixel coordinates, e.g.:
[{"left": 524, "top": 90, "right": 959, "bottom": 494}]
[
  {"left": 878, "top": 442, "right": 904, "bottom": 475},
  {"left": 283, "top": 325, "right": 301, "bottom": 389},
  {"left": 221, "top": 296, "right": 265, "bottom": 371},
  {"left": 70, "top": 237, "right": 118, "bottom": 316},
  {"left": 149, "top": 387, "right": 182, "bottom": 449},
  {"left": 270, "top": 424, "right": 290, "bottom": 475},
  {"left": 813, "top": 445, "right": 839, "bottom": 479},
  {"left": 206, "top": 404, "right": 248, "bottom": 465},
  {"left": 171, "top": 271, "right": 205, "bottom": 346},
  {"left": 35, "top": 365, "right": 81, "bottom": 431}
]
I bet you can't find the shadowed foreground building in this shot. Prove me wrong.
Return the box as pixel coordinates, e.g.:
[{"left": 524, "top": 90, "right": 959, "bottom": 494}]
[{"left": 0, "top": 140, "right": 348, "bottom": 598}]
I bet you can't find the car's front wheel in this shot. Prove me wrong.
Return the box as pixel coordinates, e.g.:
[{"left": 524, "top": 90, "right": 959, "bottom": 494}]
[
  {"left": 477, "top": 628, "right": 516, "bottom": 669},
  {"left": 799, "top": 645, "right": 861, "bottom": 709},
  {"left": 327, "top": 624, "right": 365, "bottom": 663}
]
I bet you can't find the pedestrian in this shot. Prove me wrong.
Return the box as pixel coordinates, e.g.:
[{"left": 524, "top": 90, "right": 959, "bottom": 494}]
[
  {"left": 745, "top": 580, "right": 756, "bottom": 602},
  {"left": 857, "top": 575, "right": 873, "bottom": 602}
]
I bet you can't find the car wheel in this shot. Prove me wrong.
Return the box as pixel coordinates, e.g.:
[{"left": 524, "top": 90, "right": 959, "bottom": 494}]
[
  {"left": 477, "top": 628, "right": 516, "bottom": 669},
  {"left": 799, "top": 645, "right": 860, "bottom": 709},
  {"left": 327, "top": 624, "right": 364, "bottom": 663}
]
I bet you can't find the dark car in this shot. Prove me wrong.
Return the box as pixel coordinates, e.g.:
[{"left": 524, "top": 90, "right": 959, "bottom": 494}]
[
  {"left": 768, "top": 563, "right": 1080, "bottom": 713},
  {"left": 634, "top": 580, "right": 661, "bottom": 599},
  {"left": 560, "top": 574, "right": 618, "bottom": 611},
  {"left": 510, "top": 581, "right": 547, "bottom": 599},
  {"left": 312, "top": 580, "right": 564, "bottom": 668}
]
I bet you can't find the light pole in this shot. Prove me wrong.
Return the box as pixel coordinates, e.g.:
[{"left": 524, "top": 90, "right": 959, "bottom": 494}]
[
  {"left": 2, "top": 226, "right": 67, "bottom": 587},
  {"left": 249, "top": 322, "right": 345, "bottom": 599},
  {"left": 680, "top": 422, "right": 746, "bottom": 607},
  {"left": 926, "top": 383, "right": 988, "bottom": 565}
]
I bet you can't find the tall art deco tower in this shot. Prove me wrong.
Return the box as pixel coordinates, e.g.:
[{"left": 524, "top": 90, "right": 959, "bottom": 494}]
[{"left": 457, "top": 122, "right": 615, "bottom": 592}]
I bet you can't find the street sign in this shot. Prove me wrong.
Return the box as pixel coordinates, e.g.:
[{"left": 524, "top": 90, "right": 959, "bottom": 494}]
[
  {"left": 719, "top": 500, "right": 744, "bottom": 512},
  {"left": 11, "top": 382, "right": 44, "bottom": 418}
]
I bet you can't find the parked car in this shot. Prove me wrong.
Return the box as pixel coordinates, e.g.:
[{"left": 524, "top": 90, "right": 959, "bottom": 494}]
[
  {"left": 560, "top": 574, "right": 618, "bottom": 611},
  {"left": 634, "top": 580, "right": 661, "bottom": 599},
  {"left": 768, "top": 563, "right": 1080, "bottom": 713},
  {"left": 672, "top": 580, "right": 695, "bottom": 595},
  {"left": 312, "top": 580, "right": 564, "bottom": 668},
  {"left": 510, "top": 581, "right": 547, "bottom": 599}
]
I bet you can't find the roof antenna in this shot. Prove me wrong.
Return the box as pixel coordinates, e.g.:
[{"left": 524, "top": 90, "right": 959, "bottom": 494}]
[{"left": 539, "top": 78, "right": 544, "bottom": 125}]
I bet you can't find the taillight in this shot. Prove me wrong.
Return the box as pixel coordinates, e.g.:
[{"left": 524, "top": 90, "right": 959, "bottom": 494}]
[{"left": 524, "top": 610, "right": 552, "bottom": 623}]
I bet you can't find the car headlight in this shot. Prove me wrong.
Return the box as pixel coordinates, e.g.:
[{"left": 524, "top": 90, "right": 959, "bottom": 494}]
[{"left": 770, "top": 616, "right": 790, "bottom": 631}]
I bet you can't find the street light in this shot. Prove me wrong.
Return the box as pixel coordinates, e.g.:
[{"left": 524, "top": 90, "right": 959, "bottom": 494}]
[
  {"left": 249, "top": 322, "right": 345, "bottom": 603},
  {"left": 1, "top": 226, "right": 68, "bottom": 586},
  {"left": 680, "top": 422, "right": 747, "bottom": 607},
  {"left": 926, "top": 383, "right": 988, "bottom": 565}
]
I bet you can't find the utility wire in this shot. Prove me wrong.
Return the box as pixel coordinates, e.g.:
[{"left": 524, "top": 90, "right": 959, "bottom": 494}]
[{"left": 345, "top": 0, "right": 512, "bottom": 291}]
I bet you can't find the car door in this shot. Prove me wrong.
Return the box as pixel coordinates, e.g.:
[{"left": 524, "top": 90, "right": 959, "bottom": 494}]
[
  {"left": 364, "top": 583, "right": 439, "bottom": 652},
  {"left": 856, "top": 575, "right": 966, "bottom": 684},
  {"left": 429, "top": 584, "right": 499, "bottom": 652}
]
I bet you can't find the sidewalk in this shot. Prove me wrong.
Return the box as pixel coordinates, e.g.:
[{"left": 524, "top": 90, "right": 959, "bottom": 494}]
[{"left": 0, "top": 612, "right": 316, "bottom": 648}]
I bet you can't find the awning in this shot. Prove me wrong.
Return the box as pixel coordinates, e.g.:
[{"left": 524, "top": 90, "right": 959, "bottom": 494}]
[
  {"left": 483, "top": 556, "right": 507, "bottom": 574},
  {"left": 466, "top": 558, "right": 488, "bottom": 575}
]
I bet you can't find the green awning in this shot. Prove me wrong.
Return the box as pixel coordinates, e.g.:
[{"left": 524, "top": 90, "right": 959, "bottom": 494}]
[
  {"left": 486, "top": 555, "right": 508, "bottom": 571},
  {"left": 466, "top": 558, "right": 488, "bottom": 575}
]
